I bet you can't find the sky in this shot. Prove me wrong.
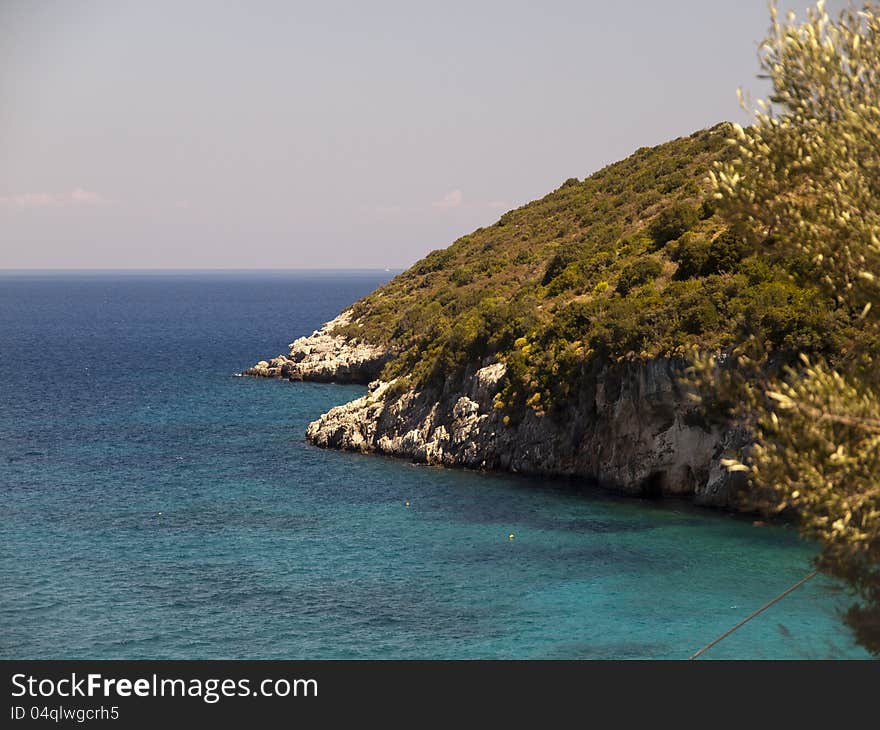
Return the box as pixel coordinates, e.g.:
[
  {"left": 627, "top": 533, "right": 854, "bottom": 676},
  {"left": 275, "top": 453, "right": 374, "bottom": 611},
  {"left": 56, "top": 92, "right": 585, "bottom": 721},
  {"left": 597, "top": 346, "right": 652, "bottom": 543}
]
[{"left": 0, "top": 0, "right": 848, "bottom": 269}]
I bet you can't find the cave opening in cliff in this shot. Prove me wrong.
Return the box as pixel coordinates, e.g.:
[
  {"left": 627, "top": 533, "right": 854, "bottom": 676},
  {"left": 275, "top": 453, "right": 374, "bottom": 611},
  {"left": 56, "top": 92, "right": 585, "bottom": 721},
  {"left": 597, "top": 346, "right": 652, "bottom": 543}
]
[{"left": 639, "top": 472, "right": 665, "bottom": 500}]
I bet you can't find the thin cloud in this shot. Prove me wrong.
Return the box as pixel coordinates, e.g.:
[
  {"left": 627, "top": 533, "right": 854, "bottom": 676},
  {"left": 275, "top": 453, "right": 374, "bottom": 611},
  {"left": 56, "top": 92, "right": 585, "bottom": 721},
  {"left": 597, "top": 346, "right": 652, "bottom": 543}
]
[
  {"left": 0, "top": 192, "right": 56, "bottom": 207},
  {"left": 69, "top": 188, "right": 105, "bottom": 204},
  {"left": 0, "top": 188, "right": 107, "bottom": 208},
  {"left": 432, "top": 189, "right": 463, "bottom": 210}
]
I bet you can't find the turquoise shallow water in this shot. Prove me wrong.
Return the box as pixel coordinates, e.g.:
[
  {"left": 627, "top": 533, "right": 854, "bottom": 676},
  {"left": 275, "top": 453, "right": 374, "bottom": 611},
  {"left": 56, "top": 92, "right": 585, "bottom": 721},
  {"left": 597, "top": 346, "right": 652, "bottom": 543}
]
[{"left": 0, "top": 271, "right": 869, "bottom": 659}]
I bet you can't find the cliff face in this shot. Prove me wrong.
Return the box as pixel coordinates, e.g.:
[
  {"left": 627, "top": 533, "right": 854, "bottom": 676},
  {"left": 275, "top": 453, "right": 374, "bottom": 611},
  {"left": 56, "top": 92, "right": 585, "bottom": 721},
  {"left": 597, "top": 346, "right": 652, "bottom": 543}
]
[
  {"left": 302, "top": 340, "right": 748, "bottom": 507},
  {"left": 243, "top": 314, "right": 748, "bottom": 506},
  {"left": 242, "top": 311, "right": 389, "bottom": 384}
]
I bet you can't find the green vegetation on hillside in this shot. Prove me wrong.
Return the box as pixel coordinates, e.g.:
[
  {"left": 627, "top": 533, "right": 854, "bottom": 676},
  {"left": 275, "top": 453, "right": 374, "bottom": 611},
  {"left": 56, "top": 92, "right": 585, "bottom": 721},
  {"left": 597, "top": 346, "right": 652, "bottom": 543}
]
[{"left": 339, "top": 124, "right": 860, "bottom": 419}]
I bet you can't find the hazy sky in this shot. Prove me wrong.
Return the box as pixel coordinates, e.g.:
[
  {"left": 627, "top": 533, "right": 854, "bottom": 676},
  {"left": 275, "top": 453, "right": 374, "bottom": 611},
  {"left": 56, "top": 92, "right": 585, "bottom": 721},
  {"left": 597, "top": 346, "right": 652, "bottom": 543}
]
[{"left": 0, "top": 0, "right": 846, "bottom": 269}]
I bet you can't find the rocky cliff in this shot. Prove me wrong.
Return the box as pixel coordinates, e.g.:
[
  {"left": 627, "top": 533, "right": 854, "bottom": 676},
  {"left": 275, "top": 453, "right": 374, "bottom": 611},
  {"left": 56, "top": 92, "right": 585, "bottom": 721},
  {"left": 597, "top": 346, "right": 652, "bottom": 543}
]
[
  {"left": 282, "top": 324, "right": 748, "bottom": 507},
  {"left": 243, "top": 309, "right": 748, "bottom": 506}
]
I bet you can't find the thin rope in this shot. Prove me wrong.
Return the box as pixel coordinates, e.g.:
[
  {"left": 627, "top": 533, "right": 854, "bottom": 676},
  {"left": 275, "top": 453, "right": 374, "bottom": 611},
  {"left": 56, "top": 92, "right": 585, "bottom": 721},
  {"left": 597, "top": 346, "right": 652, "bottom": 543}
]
[{"left": 688, "top": 570, "right": 819, "bottom": 660}]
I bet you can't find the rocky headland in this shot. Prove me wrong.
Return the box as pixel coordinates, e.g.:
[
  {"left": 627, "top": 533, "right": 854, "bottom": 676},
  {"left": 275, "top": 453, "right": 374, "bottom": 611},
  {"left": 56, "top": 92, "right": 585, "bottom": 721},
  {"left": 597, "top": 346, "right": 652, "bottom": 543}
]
[
  {"left": 242, "top": 310, "right": 388, "bottom": 383},
  {"left": 241, "top": 126, "right": 840, "bottom": 508},
  {"left": 245, "top": 314, "right": 747, "bottom": 507}
]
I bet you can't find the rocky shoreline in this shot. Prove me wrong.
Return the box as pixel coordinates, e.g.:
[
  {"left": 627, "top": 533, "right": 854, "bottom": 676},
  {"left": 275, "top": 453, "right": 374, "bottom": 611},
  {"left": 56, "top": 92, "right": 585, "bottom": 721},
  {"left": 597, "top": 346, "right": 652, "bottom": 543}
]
[
  {"left": 241, "top": 310, "right": 389, "bottom": 383},
  {"left": 245, "top": 314, "right": 747, "bottom": 507}
]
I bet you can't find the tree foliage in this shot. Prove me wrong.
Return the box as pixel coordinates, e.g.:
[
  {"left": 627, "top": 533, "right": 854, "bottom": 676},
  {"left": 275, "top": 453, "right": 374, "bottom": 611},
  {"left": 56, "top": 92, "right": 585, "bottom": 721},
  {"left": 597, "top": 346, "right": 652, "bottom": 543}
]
[{"left": 697, "top": 0, "right": 880, "bottom": 653}]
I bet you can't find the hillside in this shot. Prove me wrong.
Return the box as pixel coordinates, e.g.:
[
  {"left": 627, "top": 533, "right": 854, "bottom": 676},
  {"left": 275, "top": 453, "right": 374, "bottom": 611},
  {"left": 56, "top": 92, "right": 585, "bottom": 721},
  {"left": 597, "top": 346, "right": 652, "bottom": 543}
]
[{"left": 334, "top": 123, "right": 849, "bottom": 419}]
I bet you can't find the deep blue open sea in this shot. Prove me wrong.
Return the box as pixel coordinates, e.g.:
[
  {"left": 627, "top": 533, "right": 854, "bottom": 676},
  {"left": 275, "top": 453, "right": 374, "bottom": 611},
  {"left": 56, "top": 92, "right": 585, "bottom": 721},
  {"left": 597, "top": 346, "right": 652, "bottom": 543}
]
[{"left": 0, "top": 271, "right": 870, "bottom": 659}]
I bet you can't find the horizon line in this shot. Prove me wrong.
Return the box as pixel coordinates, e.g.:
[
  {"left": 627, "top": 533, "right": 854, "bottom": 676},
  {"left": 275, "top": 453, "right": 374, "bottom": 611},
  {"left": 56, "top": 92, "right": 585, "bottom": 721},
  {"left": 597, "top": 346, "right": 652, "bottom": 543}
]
[{"left": 0, "top": 267, "right": 403, "bottom": 273}]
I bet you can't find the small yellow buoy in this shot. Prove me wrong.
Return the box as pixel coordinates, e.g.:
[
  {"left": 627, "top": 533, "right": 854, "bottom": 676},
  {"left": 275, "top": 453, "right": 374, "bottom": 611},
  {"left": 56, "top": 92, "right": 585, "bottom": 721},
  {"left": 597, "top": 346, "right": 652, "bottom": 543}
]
[
  {"left": 405, "top": 501, "right": 411, "bottom": 508},
  {"left": 508, "top": 533, "right": 515, "bottom": 541}
]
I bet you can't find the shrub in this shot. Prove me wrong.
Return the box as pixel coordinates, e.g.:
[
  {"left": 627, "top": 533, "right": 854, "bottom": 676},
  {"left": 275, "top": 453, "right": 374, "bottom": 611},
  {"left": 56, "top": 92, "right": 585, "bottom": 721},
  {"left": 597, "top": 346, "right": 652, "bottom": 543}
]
[
  {"left": 451, "top": 267, "right": 475, "bottom": 286},
  {"left": 703, "top": 229, "right": 748, "bottom": 274},
  {"left": 648, "top": 202, "right": 698, "bottom": 247},
  {"left": 680, "top": 301, "right": 721, "bottom": 335},
  {"left": 616, "top": 257, "right": 663, "bottom": 296},
  {"left": 545, "top": 301, "right": 594, "bottom": 342},
  {"left": 542, "top": 242, "right": 582, "bottom": 285},
  {"left": 670, "top": 233, "right": 711, "bottom": 279},
  {"left": 414, "top": 248, "right": 454, "bottom": 274}
]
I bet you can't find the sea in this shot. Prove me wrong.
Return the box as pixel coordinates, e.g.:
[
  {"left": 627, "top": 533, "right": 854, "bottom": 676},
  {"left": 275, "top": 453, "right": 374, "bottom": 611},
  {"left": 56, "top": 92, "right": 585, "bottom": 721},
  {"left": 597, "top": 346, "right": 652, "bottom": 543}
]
[{"left": 0, "top": 270, "right": 870, "bottom": 659}]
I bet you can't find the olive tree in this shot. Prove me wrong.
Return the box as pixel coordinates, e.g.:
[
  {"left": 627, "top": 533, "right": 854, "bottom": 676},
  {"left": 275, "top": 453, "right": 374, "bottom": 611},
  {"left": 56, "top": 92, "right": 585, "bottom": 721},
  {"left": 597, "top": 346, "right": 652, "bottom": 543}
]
[{"left": 698, "top": 0, "right": 880, "bottom": 652}]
